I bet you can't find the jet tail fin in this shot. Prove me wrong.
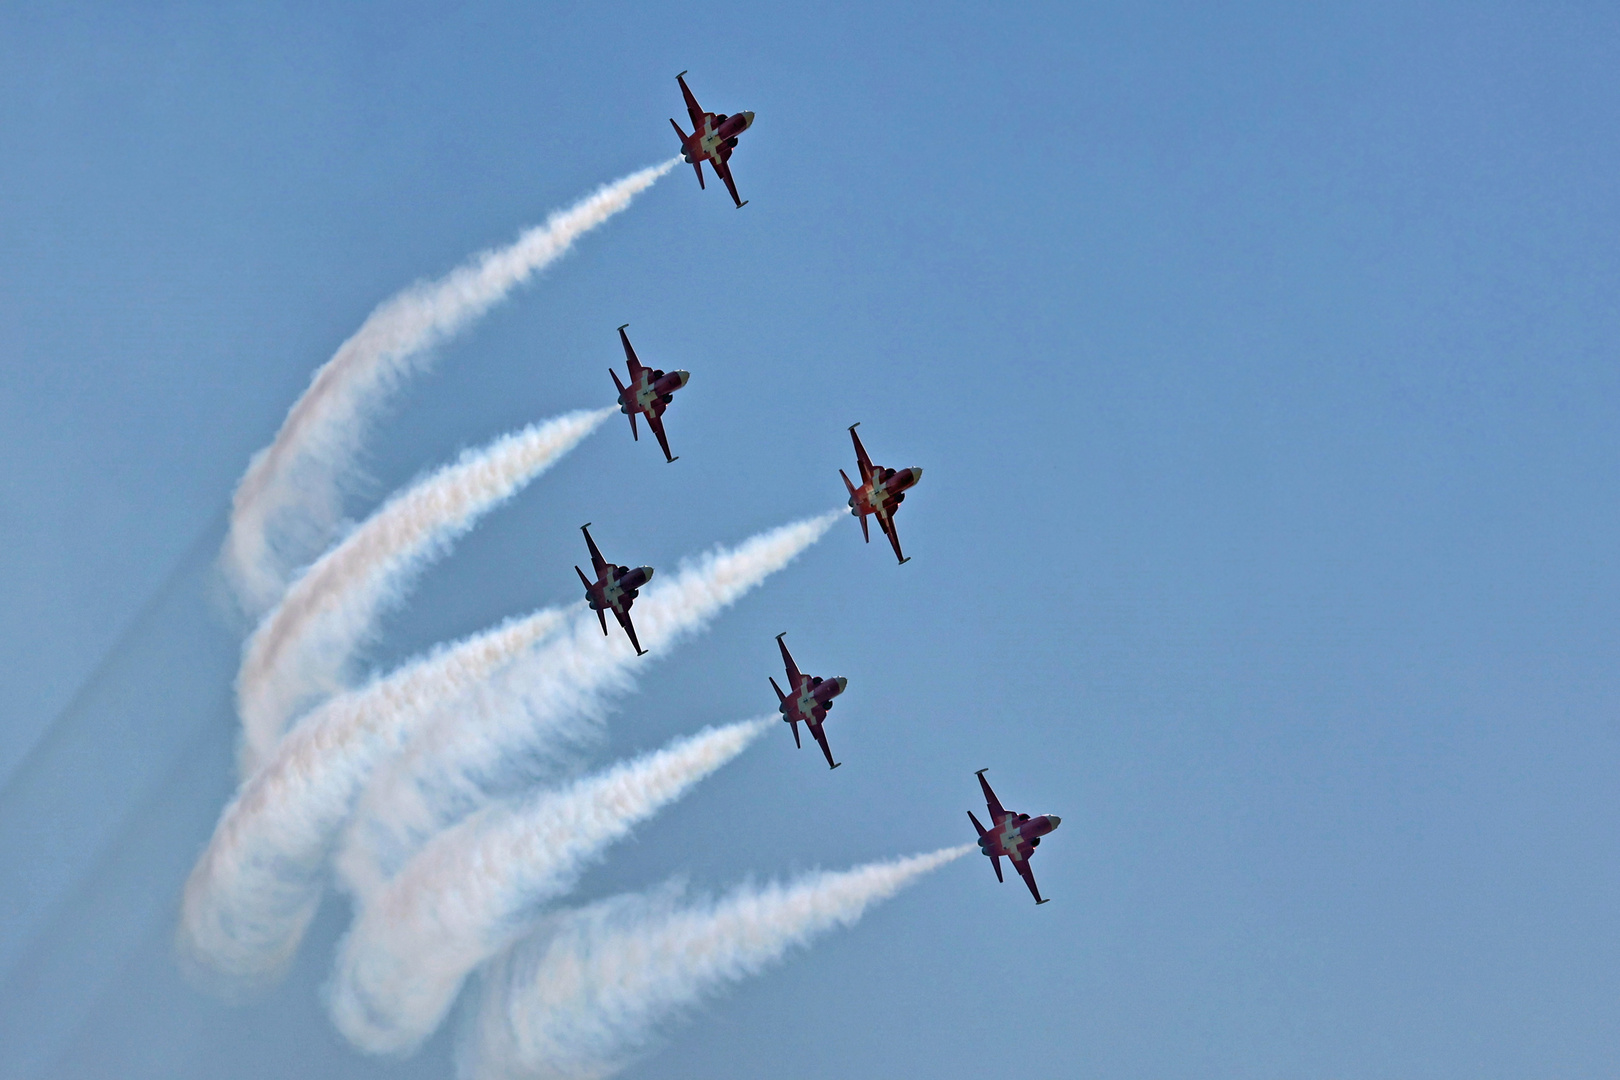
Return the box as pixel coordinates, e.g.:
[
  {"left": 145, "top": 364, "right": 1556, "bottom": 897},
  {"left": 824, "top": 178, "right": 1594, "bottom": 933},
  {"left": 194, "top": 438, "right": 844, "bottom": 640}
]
[{"left": 669, "top": 119, "right": 704, "bottom": 188}]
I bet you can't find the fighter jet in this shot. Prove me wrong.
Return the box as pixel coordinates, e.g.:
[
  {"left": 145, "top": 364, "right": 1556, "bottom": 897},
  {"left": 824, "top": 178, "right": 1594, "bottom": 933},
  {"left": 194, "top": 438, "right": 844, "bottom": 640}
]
[
  {"left": 670, "top": 71, "right": 755, "bottom": 208},
  {"left": 574, "top": 523, "right": 653, "bottom": 656},
  {"left": 768, "top": 633, "right": 848, "bottom": 770},
  {"left": 840, "top": 423, "right": 923, "bottom": 565},
  {"left": 609, "top": 325, "right": 689, "bottom": 463},
  {"left": 968, "top": 769, "right": 1062, "bottom": 905}
]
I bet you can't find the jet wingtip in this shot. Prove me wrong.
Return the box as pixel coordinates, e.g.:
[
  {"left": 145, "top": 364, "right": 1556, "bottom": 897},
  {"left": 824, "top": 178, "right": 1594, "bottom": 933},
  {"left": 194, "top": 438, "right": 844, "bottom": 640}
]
[
  {"left": 1036, "top": 898, "right": 1051, "bottom": 905},
  {"left": 830, "top": 762, "right": 842, "bottom": 770},
  {"left": 898, "top": 557, "right": 911, "bottom": 565},
  {"left": 776, "top": 631, "right": 787, "bottom": 641},
  {"left": 736, "top": 200, "right": 749, "bottom": 208},
  {"left": 617, "top": 323, "right": 629, "bottom": 332},
  {"left": 676, "top": 70, "right": 688, "bottom": 79},
  {"left": 666, "top": 455, "right": 679, "bottom": 463},
  {"left": 975, "top": 767, "right": 989, "bottom": 776},
  {"left": 849, "top": 421, "right": 861, "bottom": 431}
]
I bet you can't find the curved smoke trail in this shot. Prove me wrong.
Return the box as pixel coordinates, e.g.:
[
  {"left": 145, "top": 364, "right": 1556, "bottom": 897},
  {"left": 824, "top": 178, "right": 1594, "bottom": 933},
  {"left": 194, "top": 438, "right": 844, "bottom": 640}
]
[
  {"left": 237, "top": 407, "right": 613, "bottom": 771},
  {"left": 329, "top": 718, "right": 771, "bottom": 1055},
  {"left": 223, "top": 160, "right": 678, "bottom": 615},
  {"left": 179, "top": 605, "right": 572, "bottom": 985},
  {"left": 460, "top": 846, "right": 975, "bottom": 1080},
  {"left": 335, "top": 512, "right": 841, "bottom": 903}
]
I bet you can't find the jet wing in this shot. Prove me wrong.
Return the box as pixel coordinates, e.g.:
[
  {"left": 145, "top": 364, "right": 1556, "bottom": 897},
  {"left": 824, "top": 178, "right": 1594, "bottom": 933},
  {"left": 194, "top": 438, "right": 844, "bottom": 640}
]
[
  {"left": 617, "top": 324, "right": 644, "bottom": 375},
  {"left": 875, "top": 507, "right": 908, "bottom": 565},
  {"left": 711, "top": 155, "right": 746, "bottom": 209},
  {"left": 975, "top": 769, "right": 1007, "bottom": 820},
  {"left": 614, "top": 606, "right": 647, "bottom": 656},
  {"left": 848, "top": 424, "right": 874, "bottom": 482},
  {"left": 580, "top": 524, "right": 609, "bottom": 578},
  {"left": 676, "top": 71, "right": 706, "bottom": 130},
  {"left": 644, "top": 410, "right": 676, "bottom": 463},
  {"left": 775, "top": 633, "right": 803, "bottom": 684},
  {"left": 1013, "top": 854, "right": 1048, "bottom": 904},
  {"left": 809, "top": 721, "right": 840, "bottom": 769}
]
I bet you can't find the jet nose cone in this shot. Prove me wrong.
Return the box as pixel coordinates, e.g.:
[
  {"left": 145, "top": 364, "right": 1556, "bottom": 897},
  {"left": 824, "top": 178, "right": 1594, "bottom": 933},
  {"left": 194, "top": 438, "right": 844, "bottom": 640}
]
[
  {"left": 676, "top": 370, "right": 690, "bottom": 387},
  {"left": 836, "top": 677, "right": 848, "bottom": 693},
  {"left": 911, "top": 467, "right": 924, "bottom": 482},
  {"left": 640, "top": 566, "right": 655, "bottom": 581},
  {"left": 742, "top": 111, "right": 755, "bottom": 127},
  {"left": 1046, "top": 815, "right": 1061, "bottom": 829}
]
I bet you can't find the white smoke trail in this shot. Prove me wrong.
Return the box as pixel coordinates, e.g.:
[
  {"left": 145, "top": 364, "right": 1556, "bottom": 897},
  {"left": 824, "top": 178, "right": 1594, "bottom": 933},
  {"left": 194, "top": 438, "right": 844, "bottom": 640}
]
[
  {"left": 179, "top": 604, "right": 572, "bottom": 985},
  {"left": 223, "top": 160, "right": 679, "bottom": 615},
  {"left": 460, "top": 846, "right": 974, "bottom": 1080},
  {"left": 237, "top": 408, "right": 613, "bottom": 772},
  {"left": 335, "top": 512, "right": 841, "bottom": 903},
  {"left": 329, "top": 718, "right": 771, "bottom": 1055}
]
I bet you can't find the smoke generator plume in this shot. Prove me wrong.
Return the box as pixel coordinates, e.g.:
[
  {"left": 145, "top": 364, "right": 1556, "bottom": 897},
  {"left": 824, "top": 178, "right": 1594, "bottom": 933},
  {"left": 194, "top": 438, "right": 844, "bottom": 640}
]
[
  {"left": 328, "top": 718, "right": 771, "bottom": 1055},
  {"left": 335, "top": 512, "right": 841, "bottom": 902},
  {"left": 222, "top": 160, "right": 678, "bottom": 615},
  {"left": 236, "top": 408, "right": 613, "bottom": 771},
  {"left": 179, "top": 605, "right": 572, "bottom": 985},
  {"left": 460, "top": 845, "right": 975, "bottom": 1080}
]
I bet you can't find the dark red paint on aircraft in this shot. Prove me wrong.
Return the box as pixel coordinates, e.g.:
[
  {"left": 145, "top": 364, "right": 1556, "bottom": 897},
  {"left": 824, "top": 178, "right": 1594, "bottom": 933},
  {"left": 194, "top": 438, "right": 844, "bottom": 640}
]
[
  {"left": 968, "top": 769, "right": 1062, "bottom": 905},
  {"left": 768, "top": 633, "right": 848, "bottom": 770},
  {"left": 840, "top": 423, "right": 923, "bottom": 565},
  {"left": 575, "top": 523, "right": 654, "bottom": 657},
  {"left": 610, "top": 325, "right": 689, "bottom": 463},
  {"left": 670, "top": 71, "right": 755, "bottom": 209}
]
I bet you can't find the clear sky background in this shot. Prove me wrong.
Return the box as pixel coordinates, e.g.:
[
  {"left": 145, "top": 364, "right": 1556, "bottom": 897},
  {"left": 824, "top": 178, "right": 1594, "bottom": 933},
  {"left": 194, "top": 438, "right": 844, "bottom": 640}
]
[{"left": 3, "top": 2, "right": 1620, "bottom": 1078}]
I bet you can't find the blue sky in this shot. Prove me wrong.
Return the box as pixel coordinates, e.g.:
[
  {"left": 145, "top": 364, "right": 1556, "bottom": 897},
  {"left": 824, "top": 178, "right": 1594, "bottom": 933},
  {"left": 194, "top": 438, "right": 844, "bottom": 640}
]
[{"left": 4, "top": 2, "right": 1620, "bottom": 1077}]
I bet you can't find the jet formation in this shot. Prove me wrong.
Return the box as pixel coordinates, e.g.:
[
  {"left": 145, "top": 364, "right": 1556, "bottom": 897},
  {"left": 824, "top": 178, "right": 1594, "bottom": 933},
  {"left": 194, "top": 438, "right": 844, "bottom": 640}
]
[{"left": 564, "top": 71, "right": 1060, "bottom": 906}]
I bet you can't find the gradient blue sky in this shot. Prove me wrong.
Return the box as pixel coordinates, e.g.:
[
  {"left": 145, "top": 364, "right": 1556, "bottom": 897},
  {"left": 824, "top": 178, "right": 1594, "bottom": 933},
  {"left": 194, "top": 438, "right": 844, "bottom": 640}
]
[{"left": 4, "top": 2, "right": 1620, "bottom": 1078}]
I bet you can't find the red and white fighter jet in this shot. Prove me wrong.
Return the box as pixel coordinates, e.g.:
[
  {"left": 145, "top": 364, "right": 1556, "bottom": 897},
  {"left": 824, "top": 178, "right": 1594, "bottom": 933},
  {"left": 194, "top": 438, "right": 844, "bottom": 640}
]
[
  {"left": 669, "top": 71, "right": 755, "bottom": 209},
  {"left": 768, "top": 633, "right": 848, "bottom": 770},
  {"left": 575, "top": 523, "right": 654, "bottom": 657},
  {"left": 609, "top": 324, "right": 689, "bottom": 463},
  {"left": 840, "top": 423, "right": 923, "bottom": 565},
  {"left": 968, "top": 769, "right": 1062, "bottom": 905}
]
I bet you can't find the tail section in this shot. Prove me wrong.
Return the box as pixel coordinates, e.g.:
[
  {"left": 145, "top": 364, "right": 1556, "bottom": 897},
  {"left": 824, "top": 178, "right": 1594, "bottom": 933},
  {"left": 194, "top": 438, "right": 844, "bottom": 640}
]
[
  {"left": 669, "top": 119, "right": 705, "bottom": 188},
  {"left": 769, "top": 676, "right": 786, "bottom": 703},
  {"left": 967, "top": 810, "right": 988, "bottom": 838},
  {"left": 609, "top": 369, "right": 640, "bottom": 440}
]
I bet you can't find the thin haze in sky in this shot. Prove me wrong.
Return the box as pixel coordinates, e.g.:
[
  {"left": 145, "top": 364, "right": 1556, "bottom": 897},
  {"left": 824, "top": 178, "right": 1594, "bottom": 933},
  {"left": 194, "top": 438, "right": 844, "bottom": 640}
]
[{"left": 3, "top": 3, "right": 1620, "bottom": 1079}]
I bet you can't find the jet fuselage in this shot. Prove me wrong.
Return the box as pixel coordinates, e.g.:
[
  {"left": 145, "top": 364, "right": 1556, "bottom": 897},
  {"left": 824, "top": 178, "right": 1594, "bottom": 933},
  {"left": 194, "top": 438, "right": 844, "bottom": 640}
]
[
  {"left": 976, "top": 811, "right": 1062, "bottom": 865},
  {"left": 618, "top": 367, "right": 690, "bottom": 421},
  {"left": 849, "top": 465, "right": 923, "bottom": 521},
  {"left": 586, "top": 565, "right": 653, "bottom": 617}
]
